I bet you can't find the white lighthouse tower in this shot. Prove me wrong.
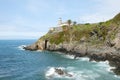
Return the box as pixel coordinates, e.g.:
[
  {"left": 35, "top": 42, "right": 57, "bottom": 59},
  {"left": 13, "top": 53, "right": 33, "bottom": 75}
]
[{"left": 58, "top": 18, "right": 62, "bottom": 25}]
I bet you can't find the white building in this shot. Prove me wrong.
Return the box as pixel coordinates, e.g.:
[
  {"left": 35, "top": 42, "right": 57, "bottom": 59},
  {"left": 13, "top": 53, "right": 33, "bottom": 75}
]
[
  {"left": 58, "top": 18, "right": 68, "bottom": 27},
  {"left": 50, "top": 18, "right": 69, "bottom": 32}
]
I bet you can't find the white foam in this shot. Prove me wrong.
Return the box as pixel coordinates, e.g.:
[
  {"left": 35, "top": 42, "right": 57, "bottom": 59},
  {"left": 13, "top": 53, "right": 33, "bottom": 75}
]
[
  {"left": 91, "top": 60, "right": 97, "bottom": 63},
  {"left": 36, "top": 50, "right": 42, "bottom": 52},
  {"left": 114, "top": 75, "right": 120, "bottom": 78},
  {"left": 71, "top": 70, "right": 100, "bottom": 80},
  {"left": 95, "top": 61, "right": 117, "bottom": 73},
  {"left": 97, "top": 61, "right": 109, "bottom": 67},
  {"left": 62, "top": 55, "right": 75, "bottom": 59},
  {"left": 17, "top": 45, "right": 26, "bottom": 50},
  {"left": 91, "top": 60, "right": 109, "bottom": 66},
  {"left": 82, "top": 70, "right": 100, "bottom": 80},
  {"left": 98, "top": 61, "right": 109, "bottom": 64},
  {"left": 107, "top": 67, "right": 116, "bottom": 72},
  {"left": 80, "top": 57, "right": 89, "bottom": 61},
  {"left": 94, "top": 61, "right": 112, "bottom": 72},
  {"left": 45, "top": 67, "right": 55, "bottom": 78},
  {"left": 45, "top": 67, "right": 75, "bottom": 79},
  {"left": 45, "top": 67, "right": 101, "bottom": 80}
]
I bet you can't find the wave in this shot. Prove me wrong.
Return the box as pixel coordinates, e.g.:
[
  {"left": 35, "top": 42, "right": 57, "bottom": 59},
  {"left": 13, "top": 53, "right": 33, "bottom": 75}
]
[
  {"left": 107, "top": 67, "right": 116, "bottom": 72},
  {"left": 17, "top": 45, "right": 26, "bottom": 50},
  {"left": 62, "top": 54, "right": 75, "bottom": 59},
  {"left": 114, "top": 75, "right": 120, "bottom": 78},
  {"left": 36, "top": 50, "right": 42, "bottom": 52},
  {"left": 95, "top": 61, "right": 116, "bottom": 73},
  {"left": 45, "top": 67, "right": 75, "bottom": 79},
  {"left": 97, "top": 61, "right": 109, "bottom": 67},
  {"left": 99, "top": 61, "right": 109, "bottom": 64},
  {"left": 45, "top": 66, "right": 100, "bottom": 80},
  {"left": 79, "top": 57, "right": 89, "bottom": 61},
  {"left": 62, "top": 55, "right": 90, "bottom": 60},
  {"left": 62, "top": 54, "right": 90, "bottom": 61},
  {"left": 94, "top": 60, "right": 117, "bottom": 75}
]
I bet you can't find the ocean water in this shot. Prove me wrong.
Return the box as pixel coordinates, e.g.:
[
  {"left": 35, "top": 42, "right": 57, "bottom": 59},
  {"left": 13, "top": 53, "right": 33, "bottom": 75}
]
[{"left": 0, "top": 40, "right": 120, "bottom": 80}]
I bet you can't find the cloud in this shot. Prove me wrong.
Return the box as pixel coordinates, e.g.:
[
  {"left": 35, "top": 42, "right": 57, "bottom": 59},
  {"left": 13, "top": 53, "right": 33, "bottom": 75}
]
[
  {"left": 79, "top": 13, "right": 111, "bottom": 23},
  {"left": 79, "top": 0, "right": 120, "bottom": 23},
  {"left": 97, "top": 0, "right": 120, "bottom": 14}
]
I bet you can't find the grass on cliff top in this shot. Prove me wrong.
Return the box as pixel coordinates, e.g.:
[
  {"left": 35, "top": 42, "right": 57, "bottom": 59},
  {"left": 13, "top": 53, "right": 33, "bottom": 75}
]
[{"left": 40, "top": 13, "right": 120, "bottom": 45}]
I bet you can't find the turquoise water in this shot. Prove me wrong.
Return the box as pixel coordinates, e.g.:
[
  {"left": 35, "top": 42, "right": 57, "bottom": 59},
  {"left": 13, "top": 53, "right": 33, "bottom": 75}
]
[{"left": 0, "top": 40, "right": 120, "bottom": 80}]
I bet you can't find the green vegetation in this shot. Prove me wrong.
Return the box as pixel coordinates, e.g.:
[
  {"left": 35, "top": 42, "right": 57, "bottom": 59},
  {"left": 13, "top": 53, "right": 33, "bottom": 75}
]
[
  {"left": 67, "top": 19, "right": 72, "bottom": 27},
  {"left": 111, "top": 13, "right": 120, "bottom": 24},
  {"left": 49, "top": 32, "right": 65, "bottom": 45},
  {"left": 40, "top": 13, "right": 120, "bottom": 45}
]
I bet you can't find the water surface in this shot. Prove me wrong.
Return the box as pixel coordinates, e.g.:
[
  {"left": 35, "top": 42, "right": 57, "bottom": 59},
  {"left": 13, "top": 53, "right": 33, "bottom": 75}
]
[{"left": 0, "top": 40, "right": 120, "bottom": 80}]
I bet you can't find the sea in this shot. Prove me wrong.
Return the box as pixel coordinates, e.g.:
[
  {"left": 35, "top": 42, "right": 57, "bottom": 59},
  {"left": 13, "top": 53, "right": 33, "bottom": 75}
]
[{"left": 0, "top": 40, "right": 120, "bottom": 80}]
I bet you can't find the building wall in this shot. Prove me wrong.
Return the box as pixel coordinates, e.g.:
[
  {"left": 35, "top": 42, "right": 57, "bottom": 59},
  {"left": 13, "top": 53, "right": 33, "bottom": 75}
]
[{"left": 49, "top": 19, "right": 69, "bottom": 32}]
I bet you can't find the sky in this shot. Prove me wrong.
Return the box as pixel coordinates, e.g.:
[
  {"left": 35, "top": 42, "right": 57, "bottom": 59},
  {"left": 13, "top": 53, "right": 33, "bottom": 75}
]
[{"left": 0, "top": 0, "right": 120, "bottom": 39}]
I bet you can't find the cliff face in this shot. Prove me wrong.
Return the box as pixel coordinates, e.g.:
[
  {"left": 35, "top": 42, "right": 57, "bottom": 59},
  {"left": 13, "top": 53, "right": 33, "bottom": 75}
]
[
  {"left": 23, "top": 39, "right": 45, "bottom": 51},
  {"left": 24, "top": 13, "right": 120, "bottom": 75},
  {"left": 25, "top": 13, "right": 120, "bottom": 51}
]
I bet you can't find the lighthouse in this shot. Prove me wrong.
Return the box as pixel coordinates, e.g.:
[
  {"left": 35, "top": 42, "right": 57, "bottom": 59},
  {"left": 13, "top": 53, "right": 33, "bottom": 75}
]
[{"left": 58, "top": 18, "right": 62, "bottom": 25}]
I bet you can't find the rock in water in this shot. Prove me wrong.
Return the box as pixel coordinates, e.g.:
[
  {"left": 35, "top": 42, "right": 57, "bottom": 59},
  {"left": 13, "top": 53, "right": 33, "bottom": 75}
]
[
  {"left": 55, "top": 68, "right": 64, "bottom": 75},
  {"left": 55, "top": 68, "right": 73, "bottom": 77},
  {"left": 23, "top": 44, "right": 38, "bottom": 51},
  {"left": 45, "top": 67, "right": 73, "bottom": 79}
]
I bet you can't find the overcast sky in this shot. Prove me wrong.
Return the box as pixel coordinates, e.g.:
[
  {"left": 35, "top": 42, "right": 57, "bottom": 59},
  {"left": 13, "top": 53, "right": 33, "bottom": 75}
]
[{"left": 0, "top": 0, "right": 120, "bottom": 39}]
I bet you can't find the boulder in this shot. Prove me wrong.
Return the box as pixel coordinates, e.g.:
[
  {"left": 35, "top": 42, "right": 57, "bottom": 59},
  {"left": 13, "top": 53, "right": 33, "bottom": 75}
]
[
  {"left": 23, "top": 44, "right": 38, "bottom": 51},
  {"left": 89, "top": 53, "right": 106, "bottom": 61},
  {"left": 55, "top": 68, "right": 64, "bottom": 75},
  {"left": 55, "top": 68, "right": 73, "bottom": 77},
  {"left": 24, "top": 40, "right": 45, "bottom": 51}
]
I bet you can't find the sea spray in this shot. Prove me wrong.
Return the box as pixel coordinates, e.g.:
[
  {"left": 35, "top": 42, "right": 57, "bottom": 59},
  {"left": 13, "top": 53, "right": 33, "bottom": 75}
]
[
  {"left": 62, "top": 54, "right": 75, "bottom": 59},
  {"left": 18, "top": 45, "right": 26, "bottom": 50},
  {"left": 45, "top": 66, "right": 101, "bottom": 80},
  {"left": 79, "top": 57, "right": 89, "bottom": 61},
  {"left": 45, "top": 67, "right": 75, "bottom": 79}
]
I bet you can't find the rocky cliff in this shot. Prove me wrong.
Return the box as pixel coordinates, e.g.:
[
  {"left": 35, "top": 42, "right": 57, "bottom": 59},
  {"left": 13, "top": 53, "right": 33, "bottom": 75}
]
[
  {"left": 25, "top": 13, "right": 120, "bottom": 52},
  {"left": 24, "top": 13, "right": 120, "bottom": 75}
]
